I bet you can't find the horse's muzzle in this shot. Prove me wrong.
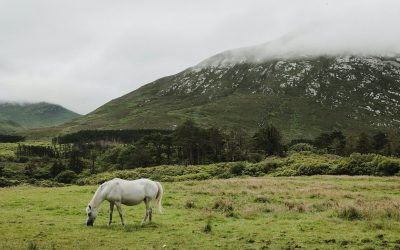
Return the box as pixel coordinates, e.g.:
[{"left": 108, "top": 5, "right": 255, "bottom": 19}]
[{"left": 87, "top": 219, "right": 94, "bottom": 226}]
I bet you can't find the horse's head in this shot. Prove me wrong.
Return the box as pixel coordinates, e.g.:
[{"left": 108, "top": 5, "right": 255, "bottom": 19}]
[{"left": 86, "top": 205, "right": 98, "bottom": 226}]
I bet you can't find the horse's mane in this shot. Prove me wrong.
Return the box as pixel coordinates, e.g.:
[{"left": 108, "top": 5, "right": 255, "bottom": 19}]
[{"left": 89, "top": 184, "right": 105, "bottom": 208}]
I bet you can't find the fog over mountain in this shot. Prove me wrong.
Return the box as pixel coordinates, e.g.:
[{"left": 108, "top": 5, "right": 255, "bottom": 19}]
[
  {"left": 1, "top": 0, "right": 400, "bottom": 114},
  {"left": 199, "top": 27, "right": 400, "bottom": 67}
]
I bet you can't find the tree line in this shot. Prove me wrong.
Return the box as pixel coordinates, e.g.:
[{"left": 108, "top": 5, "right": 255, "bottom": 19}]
[
  {"left": 0, "top": 134, "right": 25, "bottom": 143},
  {"left": 45, "top": 120, "right": 400, "bottom": 172},
  {"left": 1, "top": 120, "right": 399, "bottom": 185},
  {"left": 52, "top": 129, "right": 171, "bottom": 144}
]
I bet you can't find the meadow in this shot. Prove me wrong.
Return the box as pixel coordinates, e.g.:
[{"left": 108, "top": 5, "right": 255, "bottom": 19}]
[{"left": 1, "top": 176, "right": 400, "bottom": 250}]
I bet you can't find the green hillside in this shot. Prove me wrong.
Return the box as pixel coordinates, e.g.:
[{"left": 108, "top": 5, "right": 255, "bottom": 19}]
[
  {"left": 0, "top": 102, "right": 80, "bottom": 130},
  {"left": 58, "top": 53, "right": 400, "bottom": 140},
  {"left": 0, "top": 119, "right": 23, "bottom": 133}
]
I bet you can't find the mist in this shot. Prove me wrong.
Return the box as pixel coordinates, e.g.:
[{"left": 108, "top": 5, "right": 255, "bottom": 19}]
[{"left": 1, "top": 0, "right": 399, "bottom": 113}]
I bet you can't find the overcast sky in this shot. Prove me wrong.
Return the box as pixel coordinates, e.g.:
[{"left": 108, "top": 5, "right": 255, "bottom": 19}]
[{"left": 1, "top": 0, "right": 400, "bottom": 114}]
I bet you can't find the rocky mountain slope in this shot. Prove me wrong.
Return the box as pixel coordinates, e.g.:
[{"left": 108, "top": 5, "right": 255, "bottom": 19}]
[{"left": 60, "top": 45, "right": 400, "bottom": 139}]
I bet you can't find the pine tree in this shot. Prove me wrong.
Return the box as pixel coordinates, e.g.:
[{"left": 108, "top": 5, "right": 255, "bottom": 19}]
[
  {"left": 253, "top": 124, "right": 283, "bottom": 156},
  {"left": 356, "top": 132, "right": 372, "bottom": 154},
  {"left": 372, "top": 131, "right": 389, "bottom": 154}
]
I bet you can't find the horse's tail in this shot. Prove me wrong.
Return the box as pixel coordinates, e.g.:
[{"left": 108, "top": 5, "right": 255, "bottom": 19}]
[{"left": 155, "top": 181, "right": 164, "bottom": 214}]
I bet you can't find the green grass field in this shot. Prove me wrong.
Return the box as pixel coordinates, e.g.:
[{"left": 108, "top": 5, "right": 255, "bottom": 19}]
[{"left": 1, "top": 176, "right": 400, "bottom": 250}]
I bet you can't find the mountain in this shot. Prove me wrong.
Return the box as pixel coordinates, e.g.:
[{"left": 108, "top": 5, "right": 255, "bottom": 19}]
[
  {"left": 0, "top": 119, "right": 23, "bottom": 134},
  {"left": 59, "top": 45, "right": 400, "bottom": 139},
  {"left": 0, "top": 102, "right": 81, "bottom": 130}
]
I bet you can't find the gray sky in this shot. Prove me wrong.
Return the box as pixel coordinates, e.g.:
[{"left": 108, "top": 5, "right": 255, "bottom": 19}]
[{"left": 1, "top": 0, "right": 400, "bottom": 114}]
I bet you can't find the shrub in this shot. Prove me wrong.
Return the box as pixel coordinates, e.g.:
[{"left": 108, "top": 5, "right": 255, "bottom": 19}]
[
  {"left": 261, "top": 161, "right": 281, "bottom": 173},
  {"left": 245, "top": 158, "right": 283, "bottom": 176},
  {"left": 334, "top": 153, "right": 378, "bottom": 175},
  {"left": 55, "top": 170, "right": 77, "bottom": 184},
  {"left": 173, "top": 172, "right": 210, "bottom": 181},
  {"left": 296, "top": 162, "right": 332, "bottom": 175},
  {"left": 204, "top": 220, "right": 212, "bottom": 233},
  {"left": 336, "top": 206, "right": 363, "bottom": 220},
  {"left": 27, "top": 242, "right": 39, "bottom": 250},
  {"left": 247, "top": 153, "right": 264, "bottom": 163},
  {"left": 213, "top": 199, "right": 234, "bottom": 212},
  {"left": 229, "top": 162, "right": 246, "bottom": 176},
  {"left": 0, "top": 177, "right": 20, "bottom": 187},
  {"left": 333, "top": 153, "right": 400, "bottom": 176},
  {"left": 289, "top": 143, "right": 316, "bottom": 152},
  {"left": 254, "top": 196, "right": 269, "bottom": 203},
  {"left": 285, "top": 201, "right": 295, "bottom": 210},
  {"left": 75, "top": 152, "right": 400, "bottom": 185},
  {"left": 377, "top": 159, "right": 400, "bottom": 176},
  {"left": 34, "top": 180, "right": 65, "bottom": 187},
  {"left": 185, "top": 200, "right": 196, "bottom": 209},
  {"left": 296, "top": 204, "right": 306, "bottom": 213}
]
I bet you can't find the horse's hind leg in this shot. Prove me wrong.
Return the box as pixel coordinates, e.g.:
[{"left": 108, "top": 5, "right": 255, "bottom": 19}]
[
  {"left": 149, "top": 206, "right": 153, "bottom": 222},
  {"left": 109, "top": 202, "right": 114, "bottom": 226},
  {"left": 115, "top": 202, "right": 125, "bottom": 226},
  {"left": 142, "top": 197, "right": 150, "bottom": 225}
]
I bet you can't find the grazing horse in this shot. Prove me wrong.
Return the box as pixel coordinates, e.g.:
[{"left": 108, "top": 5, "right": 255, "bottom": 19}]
[{"left": 85, "top": 178, "right": 163, "bottom": 226}]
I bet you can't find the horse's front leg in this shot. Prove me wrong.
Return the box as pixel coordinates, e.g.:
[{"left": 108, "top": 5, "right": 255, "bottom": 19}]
[
  {"left": 109, "top": 202, "right": 114, "bottom": 226},
  {"left": 115, "top": 202, "right": 125, "bottom": 226}
]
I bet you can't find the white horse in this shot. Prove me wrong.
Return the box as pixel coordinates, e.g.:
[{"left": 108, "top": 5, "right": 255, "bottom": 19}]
[{"left": 85, "top": 178, "right": 164, "bottom": 226}]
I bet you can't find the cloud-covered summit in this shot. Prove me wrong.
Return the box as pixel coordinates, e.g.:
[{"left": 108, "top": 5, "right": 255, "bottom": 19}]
[
  {"left": 198, "top": 20, "right": 400, "bottom": 67},
  {"left": 1, "top": 0, "right": 400, "bottom": 113}
]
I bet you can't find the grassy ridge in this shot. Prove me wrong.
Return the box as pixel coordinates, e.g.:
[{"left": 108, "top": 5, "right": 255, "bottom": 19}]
[
  {"left": 0, "top": 102, "right": 80, "bottom": 129},
  {"left": 1, "top": 176, "right": 400, "bottom": 249},
  {"left": 0, "top": 119, "right": 23, "bottom": 133}
]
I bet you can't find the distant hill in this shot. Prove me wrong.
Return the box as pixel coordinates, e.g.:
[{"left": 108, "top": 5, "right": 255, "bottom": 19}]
[
  {"left": 0, "top": 102, "right": 80, "bottom": 130},
  {"left": 0, "top": 119, "right": 23, "bottom": 134},
  {"left": 44, "top": 40, "right": 400, "bottom": 139}
]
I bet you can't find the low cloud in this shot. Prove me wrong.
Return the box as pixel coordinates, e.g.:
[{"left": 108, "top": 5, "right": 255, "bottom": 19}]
[{"left": 0, "top": 0, "right": 399, "bottom": 113}]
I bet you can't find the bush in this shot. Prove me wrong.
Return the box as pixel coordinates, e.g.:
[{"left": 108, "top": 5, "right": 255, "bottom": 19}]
[
  {"left": 34, "top": 180, "right": 65, "bottom": 187},
  {"left": 336, "top": 206, "right": 363, "bottom": 220},
  {"left": 173, "top": 172, "right": 210, "bottom": 181},
  {"left": 271, "top": 153, "right": 339, "bottom": 176},
  {"left": 334, "top": 153, "right": 377, "bottom": 175},
  {"left": 0, "top": 177, "right": 20, "bottom": 187},
  {"left": 55, "top": 170, "right": 77, "bottom": 184},
  {"left": 185, "top": 200, "right": 196, "bottom": 209},
  {"left": 213, "top": 199, "right": 234, "bottom": 212},
  {"left": 244, "top": 157, "right": 283, "bottom": 176},
  {"left": 333, "top": 153, "right": 400, "bottom": 176},
  {"left": 294, "top": 162, "right": 332, "bottom": 176},
  {"left": 377, "top": 159, "right": 400, "bottom": 176},
  {"left": 254, "top": 196, "right": 269, "bottom": 203},
  {"left": 204, "top": 220, "right": 212, "bottom": 233},
  {"left": 229, "top": 162, "right": 246, "bottom": 176},
  {"left": 76, "top": 152, "right": 400, "bottom": 184},
  {"left": 289, "top": 143, "right": 316, "bottom": 152},
  {"left": 247, "top": 153, "right": 264, "bottom": 163},
  {"left": 27, "top": 242, "right": 39, "bottom": 250}
]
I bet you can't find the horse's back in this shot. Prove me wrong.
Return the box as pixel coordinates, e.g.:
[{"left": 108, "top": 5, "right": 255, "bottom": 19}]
[{"left": 104, "top": 178, "right": 158, "bottom": 205}]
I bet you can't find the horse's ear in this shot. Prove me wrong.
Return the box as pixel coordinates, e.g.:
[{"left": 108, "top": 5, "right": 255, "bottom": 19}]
[{"left": 89, "top": 205, "right": 91, "bottom": 209}]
